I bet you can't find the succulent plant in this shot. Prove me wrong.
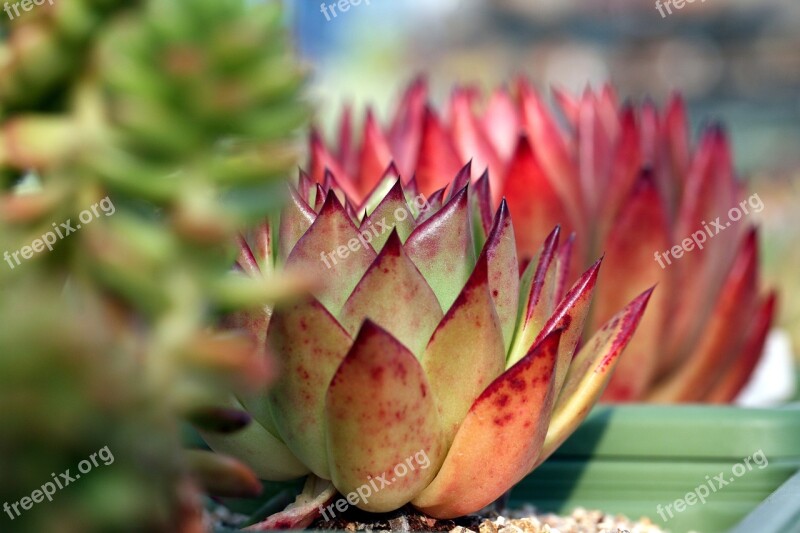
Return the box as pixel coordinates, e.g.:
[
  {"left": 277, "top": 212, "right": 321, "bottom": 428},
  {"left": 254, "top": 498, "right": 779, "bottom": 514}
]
[
  {"left": 206, "top": 168, "right": 652, "bottom": 524},
  {"left": 0, "top": 0, "right": 309, "bottom": 529},
  {"left": 0, "top": 268, "right": 205, "bottom": 533},
  {"left": 307, "top": 79, "right": 777, "bottom": 403}
]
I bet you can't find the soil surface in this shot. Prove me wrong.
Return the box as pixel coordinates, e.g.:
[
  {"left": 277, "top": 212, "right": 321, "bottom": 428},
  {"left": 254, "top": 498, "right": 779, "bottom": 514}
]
[{"left": 309, "top": 505, "right": 667, "bottom": 533}]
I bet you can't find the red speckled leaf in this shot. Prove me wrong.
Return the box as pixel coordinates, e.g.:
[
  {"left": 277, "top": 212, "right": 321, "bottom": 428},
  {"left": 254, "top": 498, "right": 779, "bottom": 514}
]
[
  {"left": 360, "top": 179, "right": 416, "bottom": 251},
  {"left": 649, "top": 230, "right": 759, "bottom": 402},
  {"left": 507, "top": 227, "right": 560, "bottom": 367},
  {"left": 472, "top": 170, "right": 494, "bottom": 241},
  {"left": 598, "top": 172, "right": 671, "bottom": 401},
  {"left": 530, "top": 258, "right": 601, "bottom": 395},
  {"left": 312, "top": 183, "right": 325, "bottom": 212},
  {"left": 417, "top": 187, "right": 445, "bottom": 224},
  {"left": 704, "top": 292, "right": 776, "bottom": 403},
  {"left": 412, "top": 330, "right": 561, "bottom": 519},
  {"left": 326, "top": 321, "right": 445, "bottom": 513},
  {"left": 481, "top": 200, "right": 519, "bottom": 353},
  {"left": 416, "top": 107, "right": 462, "bottom": 196},
  {"left": 405, "top": 186, "right": 476, "bottom": 311},
  {"left": 423, "top": 254, "right": 506, "bottom": 444},
  {"left": 285, "top": 191, "right": 377, "bottom": 315},
  {"left": 501, "top": 136, "right": 575, "bottom": 259},
  {"left": 344, "top": 197, "right": 361, "bottom": 224},
  {"left": 339, "top": 231, "right": 443, "bottom": 357},
  {"left": 278, "top": 187, "right": 316, "bottom": 262},
  {"left": 447, "top": 161, "right": 472, "bottom": 202},
  {"left": 540, "top": 288, "right": 653, "bottom": 464},
  {"left": 553, "top": 233, "right": 574, "bottom": 304},
  {"left": 266, "top": 297, "right": 352, "bottom": 478}
]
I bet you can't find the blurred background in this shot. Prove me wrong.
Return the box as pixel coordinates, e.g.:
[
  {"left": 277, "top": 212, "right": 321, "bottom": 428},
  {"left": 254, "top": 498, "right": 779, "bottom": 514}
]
[{"left": 289, "top": 0, "right": 800, "bottom": 370}]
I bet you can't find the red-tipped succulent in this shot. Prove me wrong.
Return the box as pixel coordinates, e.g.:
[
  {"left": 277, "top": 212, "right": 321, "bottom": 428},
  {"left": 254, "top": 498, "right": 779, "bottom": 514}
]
[
  {"left": 309, "top": 79, "right": 777, "bottom": 403},
  {"left": 205, "top": 170, "right": 651, "bottom": 523}
]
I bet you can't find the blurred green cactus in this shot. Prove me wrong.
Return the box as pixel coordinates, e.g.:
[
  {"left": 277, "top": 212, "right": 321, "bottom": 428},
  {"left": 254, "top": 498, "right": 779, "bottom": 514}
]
[{"left": 0, "top": 0, "right": 308, "bottom": 531}]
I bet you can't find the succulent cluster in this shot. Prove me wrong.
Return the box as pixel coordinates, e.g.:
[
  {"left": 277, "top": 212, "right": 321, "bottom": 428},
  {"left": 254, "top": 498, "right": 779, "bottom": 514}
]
[
  {"left": 205, "top": 166, "right": 652, "bottom": 524},
  {"left": 308, "top": 79, "right": 776, "bottom": 403},
  {"left": 0, "top": 1, "right": 307, "bottom": 530}
]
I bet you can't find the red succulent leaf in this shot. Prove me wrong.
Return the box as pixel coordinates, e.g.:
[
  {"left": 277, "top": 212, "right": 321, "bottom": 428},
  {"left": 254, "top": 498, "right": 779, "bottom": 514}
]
[
  {"left": 447, "top": 160, "right": 472, "bottom": 202},
  {"left": 360, "top": 178, "right": 417, "bottom": 250},
  {"left": 472, "top": 169, "right": 494, "bottom": 239},
  {"left": 597, "top": 171, "right": 672, "bottom": 401},
  {"left": 552, "top": 86, "right": 579, "bottom": 127},
  {"left": 356, "top": 109, "right": 394, "bottom": 198},
  {"left": 413, "top": 330, "right": 561, "bottom": 519},
  {"left": 417, "top": 186, "right": 446, "bottom": 223},
  {"left": 517, "top": 80, "right": 584, "bottom": 224},
  {"left": 267, "top": 297, "right": 352, "bottom": 478},
  {"left": 577, "top": 88, "right": 612, "bottom": 215},
  {"left": 339, "top": 231, "right": 443, "bottom": 357},
  {"left": 405, "top": 186, "right": 475, "bottom": 311},
  {"left": 532, "top": 257, "right": 601, "bottom": 396},
  {"left": 665, "top": 93, "right": 691, "bottom": 193},
  {"left": 541, "top": 288, "right": 653, "bottom": 464},
  {"left": 285, "top": 190, "right": 377, "bottom": 315},
  {"left": 705, "top": 292, "right": 777, "bottom": 403},
  {"left": 481, "top": 87, "right": 520, "bottom": 162},
  {"left": 423, "top": 254, "right": 506, "bottom": 444},
  {"left": 278, "top": 187, "right": 316, "bottom": 262},
  {"left": 650, "top": 229, "right": 759, "bottom": 402},
  {"left": 416, "top": 106, "right": 463, "bottom": 196},
  {"left": 600, "top": 105, "right": 641, "bottom": 238},
  {"left": 309, "top": 130, "right": 355, "bottom": 197},
  {"left": 326, "top": 321, "right": 445, "bottom": 512},
  {"left": 449, "top": 89, "right": 504, "bottom": 193},
  {"left": 481, "top": 200, "right": 520, "bottom": 353},
  {"left": 501, "top": 136, "right": 575, "bottom": 259},
  {"left": 389, "top": 76, "right": 427, "bottom": 180}
]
